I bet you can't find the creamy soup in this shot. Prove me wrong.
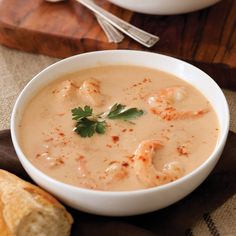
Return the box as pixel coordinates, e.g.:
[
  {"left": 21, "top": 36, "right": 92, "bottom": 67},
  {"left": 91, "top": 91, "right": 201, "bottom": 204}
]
[{"left": 19, "top": 66, "right": 219, "bottom": 191}]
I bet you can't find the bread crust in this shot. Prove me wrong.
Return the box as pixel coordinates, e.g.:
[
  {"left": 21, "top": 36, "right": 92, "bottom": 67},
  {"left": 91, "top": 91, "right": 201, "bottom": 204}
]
[
  {"left": 0, "top": 198, "right": 12, "bottom": 236},
  {"left": 0, "top": 169, "right": 73, "bottom": 236}
]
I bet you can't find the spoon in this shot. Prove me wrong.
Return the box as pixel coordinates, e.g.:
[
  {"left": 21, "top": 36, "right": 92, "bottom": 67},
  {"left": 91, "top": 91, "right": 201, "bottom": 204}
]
[
  {"left": 78, "top": 0, "right": 159, "bottom": 47},
  {"left": 46, "top": 0, "right": 124, "bottom": 43},
  {"left": 95, "top": 14, "right": 124, "bottom": 43},
  {"left": 46, "top": 0, "right": 159, "bottom": 47}
]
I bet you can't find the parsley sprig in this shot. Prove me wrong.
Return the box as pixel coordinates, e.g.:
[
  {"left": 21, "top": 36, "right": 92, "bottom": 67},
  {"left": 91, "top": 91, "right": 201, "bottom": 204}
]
[{"left": 72, "top": 103, "right": 144, "bottom": 137}]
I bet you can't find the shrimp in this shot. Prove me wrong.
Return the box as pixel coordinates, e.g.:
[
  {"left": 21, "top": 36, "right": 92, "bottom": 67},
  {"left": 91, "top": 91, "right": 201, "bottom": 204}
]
[
  {"left": 55, "top": 78, "right": 104, "bottom": 106},
  {"left": 147, "top": 86, "right": 208, "bottom": 121},
  {"left": 133, "top": 140, "right": 184, "bottom": 187},
  {"left": 100, "top": 161, "right": 129, "bottom": 185},
  {"left": 54, "top": 80, "right": 78, "bottom": 100},
  {"left": 79, "top": 78, "right": 104, "bottom": 106}
]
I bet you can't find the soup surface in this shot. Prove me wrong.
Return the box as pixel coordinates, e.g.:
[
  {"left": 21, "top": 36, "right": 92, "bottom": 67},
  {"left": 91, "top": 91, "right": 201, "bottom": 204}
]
[{"left": 19, "top": 65, "right": 219, "bottom": 191}]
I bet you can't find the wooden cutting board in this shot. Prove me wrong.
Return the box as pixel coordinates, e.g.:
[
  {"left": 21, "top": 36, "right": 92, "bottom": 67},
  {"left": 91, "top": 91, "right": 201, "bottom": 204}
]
[{"left": 0, "top": 0, "right": 235, "bottom": 70}]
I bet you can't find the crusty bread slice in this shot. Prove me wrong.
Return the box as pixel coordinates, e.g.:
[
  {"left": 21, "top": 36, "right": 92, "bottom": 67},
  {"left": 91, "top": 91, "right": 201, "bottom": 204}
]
[{"left": 0, "top": 169, "right": 73, "bottom": 236}]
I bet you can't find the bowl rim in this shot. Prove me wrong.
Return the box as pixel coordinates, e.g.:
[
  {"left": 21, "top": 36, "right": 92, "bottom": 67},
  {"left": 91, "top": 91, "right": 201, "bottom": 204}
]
[
  {"left": 11, "top": 50, "right": 230, "bottom": 196},
  {"left": 107, "top": 0, "right": 221, "bottom": 15}
]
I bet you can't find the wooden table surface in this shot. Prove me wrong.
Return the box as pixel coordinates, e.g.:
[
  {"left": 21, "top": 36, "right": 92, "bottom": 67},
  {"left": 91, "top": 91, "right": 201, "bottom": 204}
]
[{"left": 0, "top": 0, "right": 235, "bottom": 89}]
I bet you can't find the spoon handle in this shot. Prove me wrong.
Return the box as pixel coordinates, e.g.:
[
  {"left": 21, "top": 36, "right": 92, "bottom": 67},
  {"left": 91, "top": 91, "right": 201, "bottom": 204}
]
[
  {"left": 78, "top": 0, "right": 159, "bottom": 47},
  {"left": 96, "top": 14, "right": 124, "bottom": 43}
]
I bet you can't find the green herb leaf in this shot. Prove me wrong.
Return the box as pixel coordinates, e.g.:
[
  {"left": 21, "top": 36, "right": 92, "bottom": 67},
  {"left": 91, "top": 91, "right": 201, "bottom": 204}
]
[
  {"left": 71, "top": 106, "right": 92, "bottom": 121},
  {"left": 72, "top": 103, "right": 144, "bottom": 138},
  {"left": 107, "top": 103, "right": 126, "bottom": 118},
  {"left": 74, "top": 118, "right": 97, "bottom": 137},
  {"left": 107, "top": 104, "right": 144, "bottom": 121},
  {"left": 108, "top": 108, "right": 144, "bottom": 121},
  {"left": 95, "top": 121, "right": 106, "bottom": 134}
]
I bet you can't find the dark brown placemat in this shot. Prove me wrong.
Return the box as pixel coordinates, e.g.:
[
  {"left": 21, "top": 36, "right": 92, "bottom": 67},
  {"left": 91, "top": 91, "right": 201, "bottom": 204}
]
[
  {"left": 0, "top": 129, "right": 235, "bottom": 235},
  {"left": 188, "top": 62, "right": 236, "bottom": 91}
]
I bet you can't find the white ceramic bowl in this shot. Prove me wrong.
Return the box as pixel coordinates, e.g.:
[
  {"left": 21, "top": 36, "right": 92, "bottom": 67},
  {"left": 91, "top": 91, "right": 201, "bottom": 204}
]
[
  {"left": 11, "top": 50, "right": 229, "bottom": 216},
  {"left": 108, "top": 0, "right": 221, "bottom": 15}
]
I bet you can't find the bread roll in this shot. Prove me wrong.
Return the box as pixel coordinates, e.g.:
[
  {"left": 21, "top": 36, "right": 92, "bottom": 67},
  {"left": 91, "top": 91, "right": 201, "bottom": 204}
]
[{"left": 0, "top": 169, "right": 73, "bottom": 236}]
